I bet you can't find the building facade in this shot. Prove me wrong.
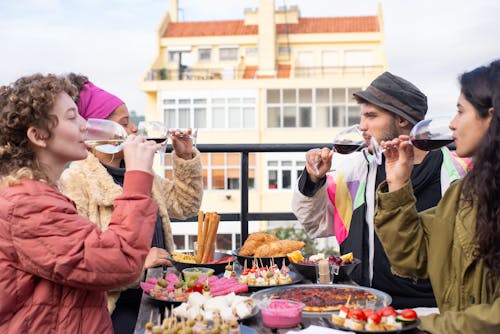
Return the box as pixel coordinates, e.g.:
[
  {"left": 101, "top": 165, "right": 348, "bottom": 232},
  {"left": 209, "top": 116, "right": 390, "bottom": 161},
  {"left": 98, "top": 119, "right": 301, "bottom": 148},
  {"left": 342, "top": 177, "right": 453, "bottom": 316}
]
[{"left": 139, "top": 0, "right": 387, "bottom": 251}]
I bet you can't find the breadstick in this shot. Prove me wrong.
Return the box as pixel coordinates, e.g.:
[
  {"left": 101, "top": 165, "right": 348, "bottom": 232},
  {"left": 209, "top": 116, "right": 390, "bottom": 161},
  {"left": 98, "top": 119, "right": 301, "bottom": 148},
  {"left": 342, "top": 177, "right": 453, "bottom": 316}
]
[
  {"left": 199, "top": 212, "right": 211, "bottom": 263},
  {"left": 195, "top": 211, "right": 204, "bottom": 262},
  {"left": 202, "top": 213, "right": 220, "bottom": 263}
]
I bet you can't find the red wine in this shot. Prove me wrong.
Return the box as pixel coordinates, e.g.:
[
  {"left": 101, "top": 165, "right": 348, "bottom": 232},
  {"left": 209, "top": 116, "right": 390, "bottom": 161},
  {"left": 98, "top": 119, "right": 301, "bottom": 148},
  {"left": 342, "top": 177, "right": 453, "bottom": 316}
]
[
  {"left": 147, "top": 137, "right": 167, "bottom": 143},
  {"left": 411, "top": 139, "right": 453, "bottom": 151},
  {"left": 333, "top": 144, "right": 361, "bottom": 154}
]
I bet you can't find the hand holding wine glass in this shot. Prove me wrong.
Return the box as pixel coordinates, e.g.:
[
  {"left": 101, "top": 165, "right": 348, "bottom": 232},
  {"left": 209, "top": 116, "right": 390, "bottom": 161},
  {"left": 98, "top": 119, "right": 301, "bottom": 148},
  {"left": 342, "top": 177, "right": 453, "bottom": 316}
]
[
  {"left": 122, "top": 135, "right": 160, "bottom": 175},
  {"left": 169, "top": 128, "right": 198, "bottom": 159},
  {"left": 371, "top": 116, "right": 454, "bottom": 165},
  {"left": 306, "top": 124, "right": 365, "bottom": 177}
]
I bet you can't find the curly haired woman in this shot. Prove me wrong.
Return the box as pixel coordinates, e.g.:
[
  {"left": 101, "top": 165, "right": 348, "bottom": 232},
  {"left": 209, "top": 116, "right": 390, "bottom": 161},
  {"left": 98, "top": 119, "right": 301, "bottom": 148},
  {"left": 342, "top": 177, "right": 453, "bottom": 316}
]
[
  {"left": 375, "top": 59, "right": 500, "bottom": 333},
  {"left": 0, "top": 73, "right": 161, "bottom": 333},
  {"left": 59, "top": 73, "right": 203, "bottom": 334}
]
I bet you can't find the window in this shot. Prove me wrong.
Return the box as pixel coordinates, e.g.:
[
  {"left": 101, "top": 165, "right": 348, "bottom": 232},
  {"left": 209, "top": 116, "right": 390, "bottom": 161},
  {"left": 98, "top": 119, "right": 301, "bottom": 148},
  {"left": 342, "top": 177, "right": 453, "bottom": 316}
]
[
  {"left": 194, "top": 153, "right": 256, "bottom": 190},
  {"left": 344, "top": 50, "right": 374, "bottom": 67},
  {"left": 161, "top": 91, "right": 257, "bottom": 129},
  {"left": 198, "top": 48, "right": 211, "bottom": 61},
  {"left": 245, "top": 47, "right": 257, "bottom": 56},
  {"left": 278, "top": 46, "right": 291, "bottom": 55},
  {"left": 168, "top": 51, "right": 178, "bottom": 63},
  {"left": 266, "top": 155, "right": 305, "bottom": 190},
  {"left": 219, "top": 47, "right": 239, "bottom": 61},
  {"left": 266, "top": 88, "right": 361, "bottom": 128}
]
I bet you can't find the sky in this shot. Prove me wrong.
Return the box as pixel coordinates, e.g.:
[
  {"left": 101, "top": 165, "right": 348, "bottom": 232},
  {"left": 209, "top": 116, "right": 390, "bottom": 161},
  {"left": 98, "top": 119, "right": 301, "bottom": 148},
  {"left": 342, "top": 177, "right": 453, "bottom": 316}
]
[{"left": 1, "top": 0, "right": 499, "bottom": 117}]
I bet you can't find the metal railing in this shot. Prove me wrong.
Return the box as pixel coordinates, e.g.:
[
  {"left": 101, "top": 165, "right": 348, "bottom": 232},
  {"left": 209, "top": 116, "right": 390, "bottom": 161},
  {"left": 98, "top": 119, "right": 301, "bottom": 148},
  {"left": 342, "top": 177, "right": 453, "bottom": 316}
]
[
  {"left": 145, "top": 65, "right": 385, "bottom": 81},
  {"left": 167, "top": 143, "right": 330, "bottom": 243}
]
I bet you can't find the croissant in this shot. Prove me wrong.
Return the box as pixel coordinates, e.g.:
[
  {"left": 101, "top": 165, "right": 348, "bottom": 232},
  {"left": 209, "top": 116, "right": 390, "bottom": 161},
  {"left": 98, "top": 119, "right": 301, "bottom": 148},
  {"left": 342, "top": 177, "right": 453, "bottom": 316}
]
[
  {"left": 239, "top": 239, "right": 260, "bottom": 256},
  {"left": 239, "top": 232, "right": 278, "bottom": 256},
  {"left": 254, "top": 240, "right": 305, "bottom": 257}
]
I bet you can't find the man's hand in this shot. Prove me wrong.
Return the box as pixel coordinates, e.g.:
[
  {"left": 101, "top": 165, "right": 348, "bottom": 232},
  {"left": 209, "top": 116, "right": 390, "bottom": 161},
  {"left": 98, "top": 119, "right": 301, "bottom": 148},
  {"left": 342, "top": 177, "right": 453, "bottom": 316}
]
[
  {"left": 383, "top": 135, "right": 414, "bottom": 192},
  {"left": 305, "top": 147, "right": 333, "bottom": 183}
]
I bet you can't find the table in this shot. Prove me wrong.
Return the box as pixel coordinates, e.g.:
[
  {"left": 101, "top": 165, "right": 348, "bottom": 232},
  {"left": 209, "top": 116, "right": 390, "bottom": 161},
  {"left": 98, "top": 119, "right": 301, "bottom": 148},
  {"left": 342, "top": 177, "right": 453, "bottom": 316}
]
[{"left": 133, "top": 267, "right": 425, "bottom": 333}]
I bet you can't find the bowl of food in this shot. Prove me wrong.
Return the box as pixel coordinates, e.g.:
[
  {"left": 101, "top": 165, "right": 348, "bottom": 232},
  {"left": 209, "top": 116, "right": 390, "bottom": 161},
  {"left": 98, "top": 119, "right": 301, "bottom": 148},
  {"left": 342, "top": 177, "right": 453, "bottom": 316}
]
[
  {"left": 260, "top": 299, "right": 305, "bottom": 328},
  {"left": 182, "top": 267, "right": 214, "bottom": 282},
  {"left": 170, "top": 251, "right": 235, "bottom": 275},
  {"left": 290, "top": 253, "right": 361, "bottom": 283}
]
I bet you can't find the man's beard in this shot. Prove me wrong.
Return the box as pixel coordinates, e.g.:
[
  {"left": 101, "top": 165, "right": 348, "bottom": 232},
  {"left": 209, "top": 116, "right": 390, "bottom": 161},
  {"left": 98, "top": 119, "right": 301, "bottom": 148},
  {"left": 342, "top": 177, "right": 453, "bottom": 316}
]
[{"left": 378, "top": 119, "right": 400, "bottom": 142}]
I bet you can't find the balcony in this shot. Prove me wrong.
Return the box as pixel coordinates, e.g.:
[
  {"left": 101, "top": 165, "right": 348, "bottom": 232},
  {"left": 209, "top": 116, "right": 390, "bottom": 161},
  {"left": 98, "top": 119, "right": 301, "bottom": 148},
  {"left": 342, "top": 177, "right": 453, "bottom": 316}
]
[{"left": 145, "top": 65, "right": 384, "bottom": 81}]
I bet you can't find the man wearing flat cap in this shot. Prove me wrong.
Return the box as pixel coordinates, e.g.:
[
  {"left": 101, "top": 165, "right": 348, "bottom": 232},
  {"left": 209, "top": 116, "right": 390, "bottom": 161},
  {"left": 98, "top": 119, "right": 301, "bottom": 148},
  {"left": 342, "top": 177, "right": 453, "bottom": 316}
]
[{"left": 292, "top": 72, "right": 470, "bottom": 309}]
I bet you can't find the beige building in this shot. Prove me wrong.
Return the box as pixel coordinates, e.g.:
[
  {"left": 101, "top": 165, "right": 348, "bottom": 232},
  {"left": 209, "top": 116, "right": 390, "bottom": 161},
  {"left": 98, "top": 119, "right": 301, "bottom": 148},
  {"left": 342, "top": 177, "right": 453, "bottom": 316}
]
[{"left": 139, "top": 0, "right": 387, "bottom": 251}]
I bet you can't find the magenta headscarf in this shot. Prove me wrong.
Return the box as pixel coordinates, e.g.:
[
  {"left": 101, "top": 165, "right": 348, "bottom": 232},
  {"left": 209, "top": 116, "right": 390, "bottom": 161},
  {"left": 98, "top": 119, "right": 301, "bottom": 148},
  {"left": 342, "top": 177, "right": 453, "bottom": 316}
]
[{"left": 77, "top": 82, "right": 124, "bottom": 120}]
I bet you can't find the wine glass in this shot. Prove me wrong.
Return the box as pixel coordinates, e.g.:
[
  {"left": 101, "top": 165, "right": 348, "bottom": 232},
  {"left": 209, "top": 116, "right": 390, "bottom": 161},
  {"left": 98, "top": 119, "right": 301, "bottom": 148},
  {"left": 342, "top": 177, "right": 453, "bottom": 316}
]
[
  {"left": 307, "top": 124, "right": 366, "bottom": 175},
  {"left": 371, "top": 116, "right": 454, "bottom": 165},
  {"left": 84, "top": 118, "right": 128, "bottom": 154},
  {"left": 137, "top": 121, "right": 169, "bottom": 146}
]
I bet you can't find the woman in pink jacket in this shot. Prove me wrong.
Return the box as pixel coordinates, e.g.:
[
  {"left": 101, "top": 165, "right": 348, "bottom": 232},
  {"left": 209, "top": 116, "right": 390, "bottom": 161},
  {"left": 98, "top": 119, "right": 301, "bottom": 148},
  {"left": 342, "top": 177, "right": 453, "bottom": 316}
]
[{"left": 0, "top": 73, "right": 160, "bottom": 333}]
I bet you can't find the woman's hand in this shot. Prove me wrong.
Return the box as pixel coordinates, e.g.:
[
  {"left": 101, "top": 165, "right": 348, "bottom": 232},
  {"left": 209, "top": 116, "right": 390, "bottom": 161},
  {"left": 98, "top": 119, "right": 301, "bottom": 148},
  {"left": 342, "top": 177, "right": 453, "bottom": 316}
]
[
  {"left": 171, "top": 129, "right": 194, "bottom": 160},
  {"left": 305, "top": 147, "right": 333, "bottom": 183},
  {"left": 382, "top": 135, "right": 414, "bottom": 192},
  {"left": 123, "top": 135, "right": 161, "bottom": 174},
  {"left": 144, "top": 247, "right": 172, "bottom": 269}
]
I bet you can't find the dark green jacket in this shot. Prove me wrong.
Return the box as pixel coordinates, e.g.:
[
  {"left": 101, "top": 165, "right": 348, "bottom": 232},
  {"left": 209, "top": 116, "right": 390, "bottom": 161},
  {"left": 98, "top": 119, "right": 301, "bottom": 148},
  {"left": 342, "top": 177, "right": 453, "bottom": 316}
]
[{"left": 375, "top": 180, "right": 499, "bottom": 333}]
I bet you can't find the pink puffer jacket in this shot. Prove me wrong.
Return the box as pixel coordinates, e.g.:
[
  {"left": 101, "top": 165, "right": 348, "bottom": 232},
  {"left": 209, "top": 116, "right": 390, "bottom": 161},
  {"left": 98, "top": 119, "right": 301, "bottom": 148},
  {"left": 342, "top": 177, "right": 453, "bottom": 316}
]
[{"left": 0, "top": 171, "right": 157, "bottom": 333}]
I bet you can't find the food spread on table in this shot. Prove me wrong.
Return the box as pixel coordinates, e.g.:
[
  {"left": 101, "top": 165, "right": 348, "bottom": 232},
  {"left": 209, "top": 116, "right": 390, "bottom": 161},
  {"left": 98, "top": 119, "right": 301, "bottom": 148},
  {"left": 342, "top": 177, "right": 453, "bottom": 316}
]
[{"left": 331, "top": 305, "right": 419, "bottom": 332}]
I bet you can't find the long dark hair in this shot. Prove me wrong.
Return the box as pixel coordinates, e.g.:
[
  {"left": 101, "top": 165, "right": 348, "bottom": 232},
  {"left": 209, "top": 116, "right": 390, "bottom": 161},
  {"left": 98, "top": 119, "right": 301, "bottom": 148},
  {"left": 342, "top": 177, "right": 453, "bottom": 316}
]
[{"left": 460, "top": 59, "right": 500, "bottom": 275}]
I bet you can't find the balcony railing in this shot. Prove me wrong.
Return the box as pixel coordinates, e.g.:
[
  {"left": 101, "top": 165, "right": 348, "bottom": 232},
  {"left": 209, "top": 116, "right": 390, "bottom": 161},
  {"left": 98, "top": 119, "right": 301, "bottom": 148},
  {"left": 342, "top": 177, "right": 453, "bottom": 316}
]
[
  {"left": 145, "top": 65, "right": 384, "bottom": 82},
  {"left": 166, "top": 143, "right": 330, "bottom": 243}
]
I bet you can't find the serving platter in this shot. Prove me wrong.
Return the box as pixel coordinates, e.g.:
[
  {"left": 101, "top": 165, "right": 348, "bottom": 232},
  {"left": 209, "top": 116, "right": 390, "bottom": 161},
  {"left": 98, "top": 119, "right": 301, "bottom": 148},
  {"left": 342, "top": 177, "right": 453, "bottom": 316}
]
[
  {"left": 137, "top": 324, "right": 258, "bottom": 334},
  {"left": 327, "top": 318, "right": 421, "bottom": 333},
  {"left": 245, "top": 271, "right": 304, "bottom": 292},
  {"left": 251, "top": 284, "right": 392, "bottom": 317},
  {"left": 232, "top": 248, "right": 289, "bottom": 268}
]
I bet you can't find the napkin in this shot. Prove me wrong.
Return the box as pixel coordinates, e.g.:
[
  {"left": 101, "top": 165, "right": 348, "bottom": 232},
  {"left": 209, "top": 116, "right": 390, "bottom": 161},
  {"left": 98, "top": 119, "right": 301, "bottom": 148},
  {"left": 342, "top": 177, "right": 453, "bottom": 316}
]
[{"left": 286, "top": 325, "right": 354, "bottom": 334}]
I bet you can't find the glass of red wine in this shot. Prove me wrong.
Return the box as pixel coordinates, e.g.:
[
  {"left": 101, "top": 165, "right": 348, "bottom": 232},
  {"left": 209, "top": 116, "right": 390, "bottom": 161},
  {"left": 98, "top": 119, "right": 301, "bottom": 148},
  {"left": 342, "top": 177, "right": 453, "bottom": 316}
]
[
  {"left": 307, "top": 124, "right": 365, "bottom": 175},
  {"left": 372, "top": 116, "right": 454, "bottom": 164},
  {"left": 138, "top": 121, "right": 198, "bottom": 150}
]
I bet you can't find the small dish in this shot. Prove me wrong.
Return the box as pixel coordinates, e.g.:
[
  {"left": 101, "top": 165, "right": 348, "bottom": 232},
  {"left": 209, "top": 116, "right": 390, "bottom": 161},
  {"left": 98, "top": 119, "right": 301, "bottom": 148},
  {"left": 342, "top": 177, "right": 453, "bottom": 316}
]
[
  {"left": 260, "top": 299, "right": 305, "bottom": 329},
  {"left": 182, "top": 267, "right": 214, "bottom": 282}
]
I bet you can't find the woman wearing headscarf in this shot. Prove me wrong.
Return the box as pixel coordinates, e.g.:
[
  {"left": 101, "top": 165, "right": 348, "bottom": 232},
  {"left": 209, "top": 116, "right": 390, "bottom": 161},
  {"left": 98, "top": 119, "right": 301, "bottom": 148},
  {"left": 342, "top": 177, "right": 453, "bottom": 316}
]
[{"left": 59, "top": 73, "right": 203, "bottom": 334}]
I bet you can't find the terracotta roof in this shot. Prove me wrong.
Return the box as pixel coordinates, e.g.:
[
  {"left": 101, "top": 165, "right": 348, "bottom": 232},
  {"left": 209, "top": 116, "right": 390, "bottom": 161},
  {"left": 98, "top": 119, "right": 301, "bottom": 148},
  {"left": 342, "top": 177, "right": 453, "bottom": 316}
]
[
  {"left": 163, "top": 16, "right": 379, "bottom": 38},
  {"left": 164, "top": 20, "right": 257, "bottom": 37}
]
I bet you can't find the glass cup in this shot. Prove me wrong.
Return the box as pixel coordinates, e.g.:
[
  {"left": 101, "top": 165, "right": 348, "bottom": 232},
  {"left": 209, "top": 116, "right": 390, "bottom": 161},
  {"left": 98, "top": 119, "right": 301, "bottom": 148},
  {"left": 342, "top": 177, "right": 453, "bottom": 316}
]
[
  {"left": 83, "top": 118, "right": 128, "bottom": 154},
  {"left": 307, "top": 124, "right": 365, "bottom": 175},
  {"left": 371, "top": 116, "right": 454, "bottom": 165}
]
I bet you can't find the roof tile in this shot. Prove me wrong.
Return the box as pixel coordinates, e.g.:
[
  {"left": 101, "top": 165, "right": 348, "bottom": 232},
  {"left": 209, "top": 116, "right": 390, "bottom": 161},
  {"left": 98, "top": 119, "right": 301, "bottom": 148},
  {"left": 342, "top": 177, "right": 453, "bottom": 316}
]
[{"left": 163, "top": 16, "right": 379, "bottom": 38}]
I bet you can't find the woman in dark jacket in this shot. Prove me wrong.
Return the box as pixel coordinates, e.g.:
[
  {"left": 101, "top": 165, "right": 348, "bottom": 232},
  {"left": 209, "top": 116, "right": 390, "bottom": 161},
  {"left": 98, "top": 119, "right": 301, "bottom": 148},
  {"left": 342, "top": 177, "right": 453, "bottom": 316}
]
[{"left": 375, "top": 59, "right": 500, "bottom": 333}]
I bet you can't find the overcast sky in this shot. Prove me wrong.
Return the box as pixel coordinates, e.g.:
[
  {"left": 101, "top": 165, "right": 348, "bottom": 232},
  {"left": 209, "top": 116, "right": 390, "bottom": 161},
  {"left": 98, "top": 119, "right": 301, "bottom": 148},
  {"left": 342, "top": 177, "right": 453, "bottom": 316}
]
[{"left": 1, "top": 0, "right": 499, "bottom": 117}]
